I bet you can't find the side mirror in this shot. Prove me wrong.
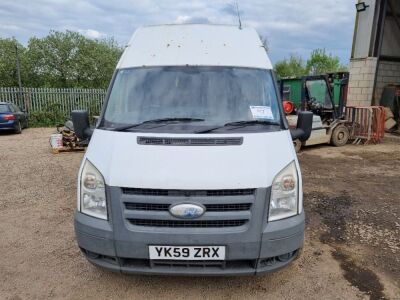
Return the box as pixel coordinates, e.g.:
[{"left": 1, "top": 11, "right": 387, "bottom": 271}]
[
  {"left": 71, "top": 110, "right": 93, "bottom": 140},
  {"left": 290, "top": 111, "right": 313, "bottom": 142}
]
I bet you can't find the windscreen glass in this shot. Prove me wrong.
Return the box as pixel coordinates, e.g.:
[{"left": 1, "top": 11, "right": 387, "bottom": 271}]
[
  {"left": 103, "top": 66, "right": 281, "bottom": 132},
  {"left": 306, "top": 80, "right": 333, "bottom": 109}
]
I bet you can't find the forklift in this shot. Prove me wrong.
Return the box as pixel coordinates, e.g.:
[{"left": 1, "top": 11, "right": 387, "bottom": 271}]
[{"left": 280, "top": 74, "right": 350, "bottom": 151}]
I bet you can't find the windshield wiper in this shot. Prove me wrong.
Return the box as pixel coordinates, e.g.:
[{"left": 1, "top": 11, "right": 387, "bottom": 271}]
[
  {"left": 111, "top": 117, "right": 205, "bottom": 132},
  {"left": 195, "top": 120, "right": 280, "bottom": 134}
]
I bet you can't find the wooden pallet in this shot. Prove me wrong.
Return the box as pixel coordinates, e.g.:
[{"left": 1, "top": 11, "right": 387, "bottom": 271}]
[{"left": 51, "top": 146, "right": 86, "bottom": 154}]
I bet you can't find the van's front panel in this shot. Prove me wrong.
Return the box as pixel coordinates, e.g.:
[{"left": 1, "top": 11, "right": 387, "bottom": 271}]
[{"left": 74, "top": 130, "right": 304, "bottom": 275}]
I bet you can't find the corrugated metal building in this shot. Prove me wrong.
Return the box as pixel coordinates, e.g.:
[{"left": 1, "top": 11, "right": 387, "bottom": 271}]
[{"left": 348, "top": 0, "right": 400, "bottom": 106}]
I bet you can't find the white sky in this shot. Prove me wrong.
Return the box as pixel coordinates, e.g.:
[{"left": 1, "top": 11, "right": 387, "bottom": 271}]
[{"left": 0, "top": 0, "right": 357, "bottom": 64}]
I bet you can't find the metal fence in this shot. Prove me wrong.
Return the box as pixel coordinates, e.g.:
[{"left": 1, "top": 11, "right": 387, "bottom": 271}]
[
  {"left": 345, "top": 106, "right": 386, "bottom": 144},
  {"left": 0, "top": 87, "right": 106, "bottom": 115}
]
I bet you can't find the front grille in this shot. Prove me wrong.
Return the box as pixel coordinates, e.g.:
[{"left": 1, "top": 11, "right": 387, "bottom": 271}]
[
  {"left": 125, "top": 202, "right": 252, "bottom": 212},
  {"left": 121, "top": 258, "right": 256, "bottom": 270},
  {"left": 137, "top": 136, "right": 243, "bottom": 146},
  {"left": 128, "top": 219, "right": 248, "bottom": 228},
  {"left": 125, "top": 203, "right": 170, "bottom": 211},
  {"left": 203, "top": 203, "right": 252, "bottom": 211},
  {"left": 122, "top": 187, "right": 257, "bottom": 230},
  {"left": 122, "top": 188, "right": 255, "bottom": 197}
]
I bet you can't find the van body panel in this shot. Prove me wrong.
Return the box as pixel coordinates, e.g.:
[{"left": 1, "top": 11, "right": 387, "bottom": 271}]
[
  {"left": 117, "top": 24, "right": 272, "bottom": 70},
  {"left": 84, "top": 129, "right": 295, "bottom": 190}
]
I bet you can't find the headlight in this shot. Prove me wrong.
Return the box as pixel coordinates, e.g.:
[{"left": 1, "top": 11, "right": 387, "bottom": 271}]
[
  {"left": 79, "top": 159, "right": 107, "bottom": 220},
  {"left": 269, "top": 161, "right": 299, "bottom": 221}
]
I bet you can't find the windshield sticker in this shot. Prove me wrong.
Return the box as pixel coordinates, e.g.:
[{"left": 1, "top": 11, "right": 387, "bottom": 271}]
[{"left": 250, "top": 106, "right": 274, "bottom": 120}]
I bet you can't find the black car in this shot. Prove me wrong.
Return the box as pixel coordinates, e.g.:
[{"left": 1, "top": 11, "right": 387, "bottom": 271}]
[{"left": 0, "top": 102, "right": 29, "bottom": 133}]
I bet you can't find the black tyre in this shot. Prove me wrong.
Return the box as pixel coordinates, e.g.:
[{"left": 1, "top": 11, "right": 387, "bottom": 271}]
[
  {"left": 293, "top": 139, "right": 302, "bottom": 152},
  {"left": 15, "top": 121, "right": 22, "bottom": 134},
  {"left": 331, "top": 125, "right": 349, "bottom": 147}
]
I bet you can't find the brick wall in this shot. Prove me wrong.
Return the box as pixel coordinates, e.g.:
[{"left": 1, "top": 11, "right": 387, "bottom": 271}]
[
  {"left": 347, "top": 57, "right": 377, "bottom": 106},
  {"left": 374, "top": 60, "right": 400, "bottom": 104}
]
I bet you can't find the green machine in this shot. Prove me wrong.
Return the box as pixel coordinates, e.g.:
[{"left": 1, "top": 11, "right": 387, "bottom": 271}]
[
  {"left": 280, "top": 72, "right": 348, "bottom": 110},
  {"left": 279, "top": 73, "right": 350, "bottom": 151}
]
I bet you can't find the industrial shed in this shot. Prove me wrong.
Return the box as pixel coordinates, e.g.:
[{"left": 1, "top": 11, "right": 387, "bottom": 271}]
[{"left": 348, "top": 0, "right": 400, "bottom": 106}]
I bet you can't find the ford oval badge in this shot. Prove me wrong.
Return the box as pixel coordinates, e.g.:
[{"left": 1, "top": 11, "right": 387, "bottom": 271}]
[{"left": 169, "top": 203, "right": 205, "bottom": 219}]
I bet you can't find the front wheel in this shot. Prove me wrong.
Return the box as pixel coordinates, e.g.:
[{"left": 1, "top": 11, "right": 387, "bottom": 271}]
[{"left": 331, "top": 125, "right": 349, "bottom": 147}]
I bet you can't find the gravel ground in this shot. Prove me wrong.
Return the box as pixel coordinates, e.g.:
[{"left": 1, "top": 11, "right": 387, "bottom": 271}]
[{"left": 0, "top": 128, "right": 399, "bottom": 300}]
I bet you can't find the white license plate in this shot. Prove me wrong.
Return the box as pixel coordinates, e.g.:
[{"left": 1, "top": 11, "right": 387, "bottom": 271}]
[{"left": 149, "top": 246, "right": 225, "bottom": 260}]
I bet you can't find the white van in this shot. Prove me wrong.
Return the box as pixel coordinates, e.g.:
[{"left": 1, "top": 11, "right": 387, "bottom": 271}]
[{"left": 73, "top": 24, "right": 312, "bottom": 275}]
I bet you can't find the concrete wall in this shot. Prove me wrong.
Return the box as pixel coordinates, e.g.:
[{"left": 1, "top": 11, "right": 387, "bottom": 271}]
[
  {"left": 347, "top": 57, "right": 378, "bottom": 106},
  {"left": 348, "top": 59, "right": 400, "bottom": 106},
  {"left": 348, "top": 0, "right": 400, "bottom": 106},
  {"left": 352, "top": 0, "right": 377, "bottom": 59},
  {"left": 348, "top": 0, "right": 379, "bottom": 106},
  {"left": 374, "top": 60, "right": 400, "bottom": 103}
]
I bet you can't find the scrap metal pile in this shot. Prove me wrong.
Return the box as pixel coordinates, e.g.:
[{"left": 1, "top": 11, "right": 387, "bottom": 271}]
[{"left": 49, "top": 120, "right": 86, "bottom": 154}]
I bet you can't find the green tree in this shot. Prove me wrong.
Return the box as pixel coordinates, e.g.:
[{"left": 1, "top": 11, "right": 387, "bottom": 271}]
[
  {"left": 25, "top": 30, "right": 123, "bottom": 88},
  {"left": 306, "top": 49, "right": 348, "bottom": 75},
  {"left": 75, "top": 37, "right": 122, "bottom": 88},
  {"left": 0, "top": 38, "right": 27, "bottom": 87},
  {"left": 274, "top": 55, "right": 307, "bottom": 78},
  {"left": 275, "top": 49, "right": 348, "bottom": 78}
]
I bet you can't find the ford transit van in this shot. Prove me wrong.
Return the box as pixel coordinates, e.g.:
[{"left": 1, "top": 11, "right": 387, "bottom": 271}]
[{"left": 73, "top": 24, "right": 312, "bottom": 275}]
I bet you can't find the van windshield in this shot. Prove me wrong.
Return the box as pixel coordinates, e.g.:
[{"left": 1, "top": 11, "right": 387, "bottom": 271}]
[{"left": 102, "top": 66, "right": 282, "bottom": 133}]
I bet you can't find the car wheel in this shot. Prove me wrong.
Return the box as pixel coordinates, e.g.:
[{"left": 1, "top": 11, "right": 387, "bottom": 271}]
[
  {"left": 331, "top": 125, "right": 349, "bottom": 147},
  {"left": 15, "top": 121, "right": 22, "bottom": 134}
]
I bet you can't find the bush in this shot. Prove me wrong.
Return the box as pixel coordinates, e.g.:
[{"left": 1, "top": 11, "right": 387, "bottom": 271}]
[
  {"left": 28, "top": 103, "right": 68, "bottom": 127},
  {"left": 28, "top": 101, "right": 101, "bottom": 127}
]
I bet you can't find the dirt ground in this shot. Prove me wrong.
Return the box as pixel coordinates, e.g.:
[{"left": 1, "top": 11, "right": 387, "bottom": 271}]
[{"left": 0, "top": 128, "right": 399, "bottom": 300}]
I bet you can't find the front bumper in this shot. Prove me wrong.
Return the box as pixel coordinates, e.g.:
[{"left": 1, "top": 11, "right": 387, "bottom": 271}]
[{"left": 74, "top": 210, "right": 304, "bottom": 276}]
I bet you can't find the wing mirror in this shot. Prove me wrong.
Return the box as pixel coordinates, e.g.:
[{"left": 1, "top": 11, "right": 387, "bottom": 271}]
[
  {"left": 290, "top": 111, "right": 313, "bottom": 142},
  {"left": 71, "top": 110, "right": 94, "bottom": 141}
]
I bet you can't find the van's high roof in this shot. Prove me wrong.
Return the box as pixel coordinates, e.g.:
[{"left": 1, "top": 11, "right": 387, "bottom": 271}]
[{"left": 117, "top": 24, "right": 273, "bottom": 70}]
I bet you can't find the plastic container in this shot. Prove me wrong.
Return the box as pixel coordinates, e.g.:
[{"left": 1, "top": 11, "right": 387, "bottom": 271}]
[{"left": 50, "top": 134, "right": 63, "bottom": 149}]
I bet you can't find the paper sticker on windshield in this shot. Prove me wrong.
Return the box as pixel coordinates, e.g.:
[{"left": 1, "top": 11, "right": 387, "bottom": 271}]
[{"left": 250, "top": 106, "right": 274, "bottom": 120}]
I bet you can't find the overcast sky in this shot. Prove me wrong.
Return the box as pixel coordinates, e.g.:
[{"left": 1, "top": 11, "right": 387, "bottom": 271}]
[{"left": 0, "top": 0, "right": 356, "bottom": 64}]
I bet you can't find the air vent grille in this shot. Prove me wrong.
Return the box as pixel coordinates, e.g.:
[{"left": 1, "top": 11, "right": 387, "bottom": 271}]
[{"left": 137, "top": 137, "right": 243, "bottom": 146}]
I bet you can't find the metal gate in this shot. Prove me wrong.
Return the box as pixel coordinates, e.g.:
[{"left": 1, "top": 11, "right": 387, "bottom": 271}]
[{"left": 345, "top": 106, "right": 386, "bottom": 144}]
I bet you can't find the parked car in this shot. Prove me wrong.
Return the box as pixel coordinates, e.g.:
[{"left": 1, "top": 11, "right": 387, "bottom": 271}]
[
  {"left": 73, "top": 24, "right": 312, "bottom": 276},
  {"left": 0, "top": 102, "right": 29, "bottom": 133}
]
